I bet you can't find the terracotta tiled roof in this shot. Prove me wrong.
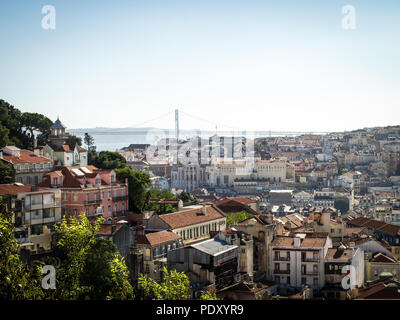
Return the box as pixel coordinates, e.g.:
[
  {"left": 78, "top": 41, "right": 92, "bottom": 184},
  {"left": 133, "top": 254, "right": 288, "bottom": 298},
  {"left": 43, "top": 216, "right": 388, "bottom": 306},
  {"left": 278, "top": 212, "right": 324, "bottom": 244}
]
[
  {"left": 271, "top": 235, "right": 327, "bottom": 249},
  {"left": 136, "top": 230, "right": 180, "bottom": 246},
  {"left": 54, "top": 144, "right": 86, "bottom": 152},
  {"left": 370, "top": 252, "right": 398, "bottom": 264},
  {"left": 0, "top": 184, "right": 48, "bottom": 195},
  {"left": 159, "top": 205, "right": 225, "bottom": 229},
  {"left": 348, "top": 217, "right": 400, "bottom": 236},
  {"left": 325, "top": 248, "right": 352, "bottom": 262},
  {"left": 357, "top": 281, "right": 400, "bottom": 299},
  {"left": 236, "top": 215, "right": 266, "bottom": 226},
  {"left": 2, "top": 149, "right": 52, "bottom": 164}
]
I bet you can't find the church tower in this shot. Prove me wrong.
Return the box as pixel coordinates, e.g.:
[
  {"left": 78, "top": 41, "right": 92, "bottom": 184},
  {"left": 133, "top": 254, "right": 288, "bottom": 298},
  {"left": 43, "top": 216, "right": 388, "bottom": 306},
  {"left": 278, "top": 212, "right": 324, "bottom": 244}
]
[{"left": 49, "top": 116, "right": 68, "bottom": 147}]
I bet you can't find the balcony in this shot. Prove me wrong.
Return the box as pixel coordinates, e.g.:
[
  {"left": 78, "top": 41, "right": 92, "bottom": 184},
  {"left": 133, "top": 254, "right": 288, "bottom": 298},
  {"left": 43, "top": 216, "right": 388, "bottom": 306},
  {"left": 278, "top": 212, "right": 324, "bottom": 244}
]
[
  {"left": 274, "top": 256, "right": 290, "bottom": 262},
  {"left": 85, "top": 199, "right": 102, "bottom": 205},
  {"left": 302, "top": 257, "right": 319, "bottom": 262},
  {"left": 112, "top": 195, "right": 129, "bottom": 202},
  {"left": 113, "top": 210, "right": 126, "bottom": 217},
  {"left": 302, "top": 270, "right": 319, "bottom": 276},
  {"left": 273, "top": 269, "right": 290, "bottom": 274}
]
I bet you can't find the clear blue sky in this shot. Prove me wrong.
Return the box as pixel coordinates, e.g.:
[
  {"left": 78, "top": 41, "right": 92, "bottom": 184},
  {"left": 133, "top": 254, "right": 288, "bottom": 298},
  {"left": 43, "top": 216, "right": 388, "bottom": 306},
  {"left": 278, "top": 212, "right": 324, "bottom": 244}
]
[{"left": 0, "top": 0, "right": 399, "bottom": 132}]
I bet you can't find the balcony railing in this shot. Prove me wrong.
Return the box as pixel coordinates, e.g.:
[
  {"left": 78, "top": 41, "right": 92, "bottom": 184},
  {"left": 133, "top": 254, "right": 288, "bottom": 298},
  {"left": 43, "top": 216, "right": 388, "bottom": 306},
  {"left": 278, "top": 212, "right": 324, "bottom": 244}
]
[
  {"left": 113, "top": 210, "right": 126, "bottom": 217},
  {"left": 112, "top": 195, "right": 129, "bottom": 202},
  {"left": 302, "top": 270, "right": 319, "bottom": 276},
  {"left": 302, "top": 257, "right": 319, "bottom": 262},
  {"left": 85, "top": 199, "right": 102, "bottom": 205},
  {"left": 273, "top": 269, "right": 290, "bottom": 274},
  {"left": 274, "top": 256, "right": 290, "bottom": 261}
]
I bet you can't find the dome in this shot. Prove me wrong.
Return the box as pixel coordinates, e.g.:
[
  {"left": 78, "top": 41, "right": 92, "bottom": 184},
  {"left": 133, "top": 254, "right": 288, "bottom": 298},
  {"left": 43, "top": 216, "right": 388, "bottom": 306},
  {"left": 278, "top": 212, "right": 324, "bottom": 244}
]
[{"left": 50, "top": 117, "right": 66, "bottom": 129}]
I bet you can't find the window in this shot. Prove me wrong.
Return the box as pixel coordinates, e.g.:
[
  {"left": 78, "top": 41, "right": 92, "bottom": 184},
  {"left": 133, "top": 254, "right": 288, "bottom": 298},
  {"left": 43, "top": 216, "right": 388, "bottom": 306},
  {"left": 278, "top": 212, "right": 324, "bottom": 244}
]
[
  {"left": 301, "top": 278, "right": 306, "bottom": 285},
  {"left": 73, "top": 209, "right": 78, "bottom": 216},
  {"left": 73, "top": 193, "right": 78, "bottom": 201},
  {"left": 63, "top": 192, "right": 68, "bottom": 200},
  {"left": 53, "top": 177, "right": 58, "bottom": 185},
  {"left": 313, "top": 278, "right": 318, "bottom": 287}
]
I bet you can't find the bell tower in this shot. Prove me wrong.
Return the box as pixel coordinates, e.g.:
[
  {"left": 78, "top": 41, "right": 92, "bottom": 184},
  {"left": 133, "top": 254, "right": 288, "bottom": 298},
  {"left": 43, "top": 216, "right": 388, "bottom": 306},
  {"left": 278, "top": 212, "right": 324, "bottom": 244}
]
[{"left": 49, "top": 116, "right": 68, "bottom": 147}]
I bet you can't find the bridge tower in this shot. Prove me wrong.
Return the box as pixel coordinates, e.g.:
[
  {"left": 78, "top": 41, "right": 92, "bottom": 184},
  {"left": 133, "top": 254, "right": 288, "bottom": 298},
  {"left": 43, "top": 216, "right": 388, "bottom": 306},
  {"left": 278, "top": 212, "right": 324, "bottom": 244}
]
[{"left": 175, "top": 109, "right": 179, "bottom": 163}]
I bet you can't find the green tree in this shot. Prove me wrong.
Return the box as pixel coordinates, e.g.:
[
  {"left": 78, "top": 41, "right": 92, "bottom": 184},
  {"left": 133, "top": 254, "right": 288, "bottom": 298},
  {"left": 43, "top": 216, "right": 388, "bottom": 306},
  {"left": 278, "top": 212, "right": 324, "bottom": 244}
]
[
  {"left": 84, "top": 133, "right": 95, "bottom": 151},
  {"left": 226, "top": 211, "right": 253, "bottom": 228},
  {"left": 90, "top": 151, "right": 127, "bottom": 170},
  {"left": 334, "top": 197, "right": 349, "bottom": 214},
  {"left": 66, "top": 135, "right": 83, "bottom": 147},
  {"left": 21, "top": 112, "right": 53, "bottom": 146},
  {"left": 0, "top": 197, "right": 44, "bottom": 299},
  {"left": 199, "top": 289, "right": 219, "bottom": 300},
  {"left": 0, "top": 125, "right": 10, "bottom": 148},
  {"left": 146, "top": 189, "right": 178, "bottom": 213},
  {"left": 80, "top": 238, "right": 134, "bottom": 300},
  {"left": 115, "top": 167, "right": 151, "bottom": 212},
  {"left": 0, "top": 161, "right": 15, "bottom": 184},
  {"left": 138, "top": 267, "right": 190, "bottom": 300},
  {"left": 54, "top": 213, "right": 102, "bottom": 300}
]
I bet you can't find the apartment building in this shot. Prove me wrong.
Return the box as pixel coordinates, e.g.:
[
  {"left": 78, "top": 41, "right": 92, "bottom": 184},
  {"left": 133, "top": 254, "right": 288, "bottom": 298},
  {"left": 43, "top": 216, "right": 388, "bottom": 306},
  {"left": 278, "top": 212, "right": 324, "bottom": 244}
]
[
  {"left": 146, "top": 204, "right": 226, "bottom": 245},
  {"left": 1, "top": 146, "right": 53, "bottom": 185},
  {"left": 322, "top": 244, "right": 365, "bottom": 299},
  {"left": 270, "top": 233, "right": 332, "bottom": 293},
  {"left": 40, "top": 166, "right": 128, "bottom": 223},
  {"left": 0, "top": 183, "right": 62, "bottom": 253},
  {"left": 135, "top": 228, "right": 182, "bottom": 281}
]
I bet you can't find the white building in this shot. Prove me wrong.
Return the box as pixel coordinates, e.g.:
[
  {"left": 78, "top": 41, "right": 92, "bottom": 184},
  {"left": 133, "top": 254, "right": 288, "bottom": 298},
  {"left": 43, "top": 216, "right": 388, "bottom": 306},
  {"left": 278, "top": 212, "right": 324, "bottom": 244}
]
[{"left": 270, "top": 233, "right": 333, "bottom": 292}]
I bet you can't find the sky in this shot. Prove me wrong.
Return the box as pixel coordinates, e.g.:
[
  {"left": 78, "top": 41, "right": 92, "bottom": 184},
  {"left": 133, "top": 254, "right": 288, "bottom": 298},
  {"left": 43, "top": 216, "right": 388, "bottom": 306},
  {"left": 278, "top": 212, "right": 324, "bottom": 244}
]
[{"left": 0, "top": 0, "right": 399, "bottom": 133}]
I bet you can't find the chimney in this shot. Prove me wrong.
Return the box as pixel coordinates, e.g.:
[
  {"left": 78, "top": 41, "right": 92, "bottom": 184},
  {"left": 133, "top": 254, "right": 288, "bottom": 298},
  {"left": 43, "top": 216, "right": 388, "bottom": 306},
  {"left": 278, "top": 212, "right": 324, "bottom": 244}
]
[{"left": 294, "top": 237, "right": 301, "bottom": 248}]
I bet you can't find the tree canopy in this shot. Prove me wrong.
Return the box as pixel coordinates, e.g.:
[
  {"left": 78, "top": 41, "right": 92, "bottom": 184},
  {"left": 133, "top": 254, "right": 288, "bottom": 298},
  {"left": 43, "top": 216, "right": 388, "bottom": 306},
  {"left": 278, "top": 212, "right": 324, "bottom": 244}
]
[
  {"left": 0, "top": 99, "right": 53, "bottom": 149},
  {"left": 146, "top": 189, "right": 178, "bottom": 214},
  {"left": 115, "top": 167, "right": 151, "bottom": 212},
  {"left": 226, "top": 211, "right": 254, "bottom": 228},
  {"left": 138, "top": 267, "right": 190, "bottom": 300},
  {"left": 0, "top": 161, "right": 15, "bottom": 184},
  {"left": 89, "top": 151, "right": 127, "bottom": 170}
]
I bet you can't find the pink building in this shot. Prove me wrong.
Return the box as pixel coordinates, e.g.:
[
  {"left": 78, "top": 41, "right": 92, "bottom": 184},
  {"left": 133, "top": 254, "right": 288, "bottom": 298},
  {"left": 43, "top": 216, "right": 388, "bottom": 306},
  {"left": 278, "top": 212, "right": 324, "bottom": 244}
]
[{"left": 41, "top": 165, "right": 129, "bottom": 224}]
